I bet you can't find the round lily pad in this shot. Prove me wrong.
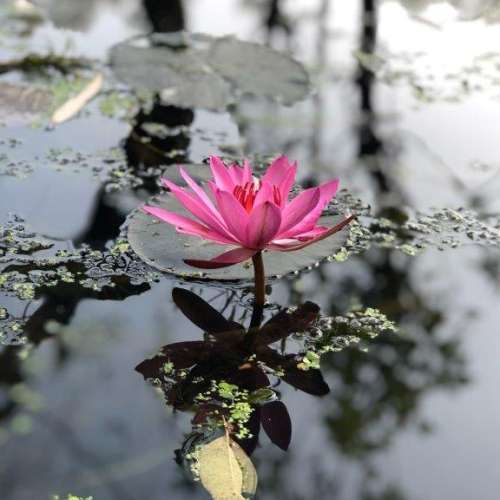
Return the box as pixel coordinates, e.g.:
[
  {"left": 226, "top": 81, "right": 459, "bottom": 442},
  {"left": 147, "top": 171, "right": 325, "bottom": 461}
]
[
  {"left": 126, "top": 187, "right": 353, "bottom": 282},
  {"left": 207, "top": 36, "right": 310, "bottom": 106},
  {"left": 110, "top": 32, "right": 310, "bottom": 111}
]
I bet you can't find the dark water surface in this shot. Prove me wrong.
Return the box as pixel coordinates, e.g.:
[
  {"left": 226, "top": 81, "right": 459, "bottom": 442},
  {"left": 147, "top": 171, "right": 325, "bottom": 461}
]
[{"left": 1, "top": 1, "right": 500, "bottom": 499}]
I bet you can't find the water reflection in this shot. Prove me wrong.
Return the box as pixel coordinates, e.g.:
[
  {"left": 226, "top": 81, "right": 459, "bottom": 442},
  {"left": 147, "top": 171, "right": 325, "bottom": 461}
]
[
  {"left": 122, "top": 0, "right": 193, "bottom": 193},
  {"left": 136, "top": 288, "right": 328, "bottom": 461},
  {"left": 132, "top": 269, "right": 468, "bottom": 499}
]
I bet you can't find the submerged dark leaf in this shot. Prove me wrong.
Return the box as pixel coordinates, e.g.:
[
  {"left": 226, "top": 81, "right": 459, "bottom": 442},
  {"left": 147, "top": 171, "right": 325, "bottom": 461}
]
[
  {"left": 135, "top": 356, "right": 167, "bottom": 380},
  {"left": 258, "top": 302, "right": 320, "bottom": 345},
  {"left": 257, "top": 347, "right": 330, "bottom": 396},
  {"left": 135, "top": 340, "right": 210, "bottom": 378},
  {"left": 172, "top": 287, "right": 243, "bottom": 334},
  {"left": 261, "top": 401, "right": 292, "bottom": 451},
  {"left": 192, "top": 404, "right": 221, "bottom": 426},
  {"left": 228, "top": 365, "right": 270, "bottom": 391},
  {"left": 282, "top": 366, "right": 330, "bottom": 396}
]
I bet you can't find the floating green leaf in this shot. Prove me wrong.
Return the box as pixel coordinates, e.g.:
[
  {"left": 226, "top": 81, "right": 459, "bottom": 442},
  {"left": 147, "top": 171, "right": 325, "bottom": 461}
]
[{"left": 110, "top": 32, "right": 310, "bottom": 110}]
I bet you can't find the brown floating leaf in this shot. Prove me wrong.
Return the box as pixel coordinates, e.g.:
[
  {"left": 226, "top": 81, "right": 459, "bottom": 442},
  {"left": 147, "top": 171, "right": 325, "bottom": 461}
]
[
  {"left": 198, "top": 434, "right": 246, "bottom": 499},
  {"left": 51, "top": 72, "right": 103, "bottom": 124},
  {"left": 231, "top": 439, "right": 258, "bottom": 498}
]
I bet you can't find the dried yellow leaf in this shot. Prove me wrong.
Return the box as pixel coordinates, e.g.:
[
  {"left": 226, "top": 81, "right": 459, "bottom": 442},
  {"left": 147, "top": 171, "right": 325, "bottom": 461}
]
[{"left": 51, "top": 73, "right": 103, "bottom": 124}]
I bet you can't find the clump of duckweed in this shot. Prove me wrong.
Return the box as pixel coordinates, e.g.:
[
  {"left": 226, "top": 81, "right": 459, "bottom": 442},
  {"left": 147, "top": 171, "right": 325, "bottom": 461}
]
[
  {"left": 110, "top": 239, "right": 130, "bottom": 256},
  {"left": 297, "top": 351, "right": 321, "bottom": 371},
  {"left": 297, "top": 307, "right": 397, "bottom": 366},
  {"left": 0, "top": 309, "right": 26, "bottom": 345},
  {"left": 98, "top": 90, "right": 138, "bottom": 119},
  {"left": 42, "top": 147, "right": 144, "bottom": 191},
  {"left": 323, "top": 198, "right": 500, "bottom": 263},
  {"left": 0, "top": 144, "right": 142, "bottom": 190},
  {"left": 12, "top": 281, "right": 35, "bottom": 299},
  {"left": 0, "top": 219, "right": 160, "bottom": 344},
  {"left": 0, "top": 138, "right": 30, "bottom": 177},
  {"left": 193, "top": 381, "right": 255, "bottom": 440},
  {"left": 0, "top": 214, "right": 53, "bottom": 260}
]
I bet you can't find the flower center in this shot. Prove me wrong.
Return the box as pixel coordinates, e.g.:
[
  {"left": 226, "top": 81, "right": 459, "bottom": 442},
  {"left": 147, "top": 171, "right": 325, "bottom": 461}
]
[{"left": 233, "top": 181, "right": 282, "bottom": 212}]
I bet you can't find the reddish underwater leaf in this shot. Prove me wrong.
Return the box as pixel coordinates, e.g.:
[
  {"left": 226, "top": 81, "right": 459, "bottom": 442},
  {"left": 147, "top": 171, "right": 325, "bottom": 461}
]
[{"left": 261, "top": 401, "right": 292, "bottom": 451}]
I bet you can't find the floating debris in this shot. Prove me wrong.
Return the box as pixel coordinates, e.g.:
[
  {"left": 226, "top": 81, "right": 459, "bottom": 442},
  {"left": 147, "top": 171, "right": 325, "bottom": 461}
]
[{"left": 51, "top": 73, "right": 104, "bottom": 124}]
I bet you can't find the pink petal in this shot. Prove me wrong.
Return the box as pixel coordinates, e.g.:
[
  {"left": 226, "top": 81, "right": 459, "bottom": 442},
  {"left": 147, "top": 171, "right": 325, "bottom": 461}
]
[
  {"left": 227, "top": 164, "right": 244, "bottom": 185},
  {"left": 271, "top": 226, "right": 330, "bottom": 245},
  {"left": 161, "top": 178, "right": 237, "bottom": 242},
  {"left": 280, "top": 179, "right": 339, "bottom": 237},
  {"left": 184, "top": 247, "right": 257, "bottom": 269},
  {"left": 270, "top": 238, "right": 299, "bottom": 245},
  {"left": 143, "top": 205, "right": 205, "bottom": 232},
  {"left": 269, "top": 215, "right": 355, "bottom": 252},
  {"left": 279, "top": 162, "right": 297, "bottom": 206},
  {"left": 263, "top": 156, "right": 295, "bottom": 186},
  {"left": 277, "top": 187, "right": 320, "bottom": 235},
  {"left": 246, "top": 201, "right": 282, "bottom": 249},
  {"left": 142, "top": 206, "right": 235, "bottom": 244},
  {"left": 214, "top": 189, "right": 249, "bottom": 244},
  {"left": 209, "top": 156, "right": 234, "bottom": 191},
  {"left": 253, "top": 180, "right": 273, "bottom": 206},
  {"left": 178, "top": 167, "right": 220, "bottom": 218},
  {"left": 242, "top": 160, "right": 252, "bottom": 184},
  {"left": 176, "top": 226, "right": 236, "bottom": 245},
  {"left": 293, "top": 226, "right": 330, "bottom": 241}
]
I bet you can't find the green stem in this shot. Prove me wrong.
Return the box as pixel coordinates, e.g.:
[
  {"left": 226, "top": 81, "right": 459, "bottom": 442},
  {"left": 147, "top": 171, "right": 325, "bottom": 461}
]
[{"left": 250, "top": 251, "right": 265, "bottom": 328}]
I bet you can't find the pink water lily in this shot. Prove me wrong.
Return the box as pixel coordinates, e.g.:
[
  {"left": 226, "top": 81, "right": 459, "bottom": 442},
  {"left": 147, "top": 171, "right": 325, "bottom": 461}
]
[{"left": 143, "top": 156, "right": 354, "bottom": 269}]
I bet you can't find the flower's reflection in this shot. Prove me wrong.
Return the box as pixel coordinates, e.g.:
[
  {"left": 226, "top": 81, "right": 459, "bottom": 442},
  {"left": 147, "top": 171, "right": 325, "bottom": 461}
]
[
  {"left": 134, "top": 287, "right": 398, "bottom": 497},
  {"left": 135, "top": 288, "right": 331, "bottom": 457}
]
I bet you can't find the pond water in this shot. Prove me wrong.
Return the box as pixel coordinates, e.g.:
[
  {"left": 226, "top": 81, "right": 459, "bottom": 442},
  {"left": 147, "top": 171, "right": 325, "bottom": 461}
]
[{"left": 1, "top": 1, "right": 500, "bottom": 499}]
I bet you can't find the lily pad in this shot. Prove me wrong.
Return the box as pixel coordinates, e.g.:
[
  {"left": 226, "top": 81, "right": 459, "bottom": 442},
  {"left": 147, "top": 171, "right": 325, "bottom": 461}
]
[
  {"left": 207, "top": 36, "right": 309, "bottom": 105},
  {"left": 126, "top": 184, "right": 352, "bottom": 282},
  {"left": 110, "top": 32, "right": 310, "bottom": 111}
]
